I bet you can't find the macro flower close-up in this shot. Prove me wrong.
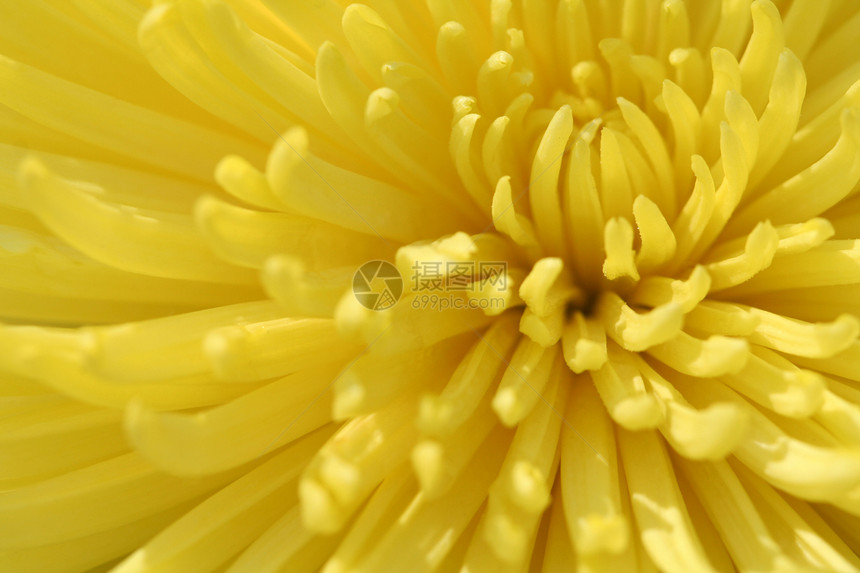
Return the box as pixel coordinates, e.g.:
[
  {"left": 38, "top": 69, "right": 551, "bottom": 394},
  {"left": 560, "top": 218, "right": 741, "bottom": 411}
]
[{"left": 4, "top": 0, "right": 860, "bottom": 571}]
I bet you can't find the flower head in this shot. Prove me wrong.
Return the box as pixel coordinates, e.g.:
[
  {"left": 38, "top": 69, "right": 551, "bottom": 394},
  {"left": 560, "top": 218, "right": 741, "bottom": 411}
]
[{"left": 2, "top": 1, "right": 860, "bottom": 572}]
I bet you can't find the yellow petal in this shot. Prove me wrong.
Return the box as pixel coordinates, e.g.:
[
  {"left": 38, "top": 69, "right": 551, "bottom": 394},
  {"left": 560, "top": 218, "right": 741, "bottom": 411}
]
[{"left": 617, "top": 428, "right": 719, "bottom": 573}]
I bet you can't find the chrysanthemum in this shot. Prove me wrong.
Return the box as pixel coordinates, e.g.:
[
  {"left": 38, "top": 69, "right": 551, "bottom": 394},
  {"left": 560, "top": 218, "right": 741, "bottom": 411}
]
[{"left": 3, "top": 0, "right": 860, "bottom": 571}]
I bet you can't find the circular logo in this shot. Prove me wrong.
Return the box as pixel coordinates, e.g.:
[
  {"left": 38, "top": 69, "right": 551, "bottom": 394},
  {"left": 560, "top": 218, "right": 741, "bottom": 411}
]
[{"left": 352, "top": 260, "right": 403, "bottom": 311}]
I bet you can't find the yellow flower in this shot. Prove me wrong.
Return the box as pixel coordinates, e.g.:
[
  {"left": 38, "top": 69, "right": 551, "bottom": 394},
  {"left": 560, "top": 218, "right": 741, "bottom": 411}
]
[{"left": 2, "top": 0, "right": 860, "bottom": 571}]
